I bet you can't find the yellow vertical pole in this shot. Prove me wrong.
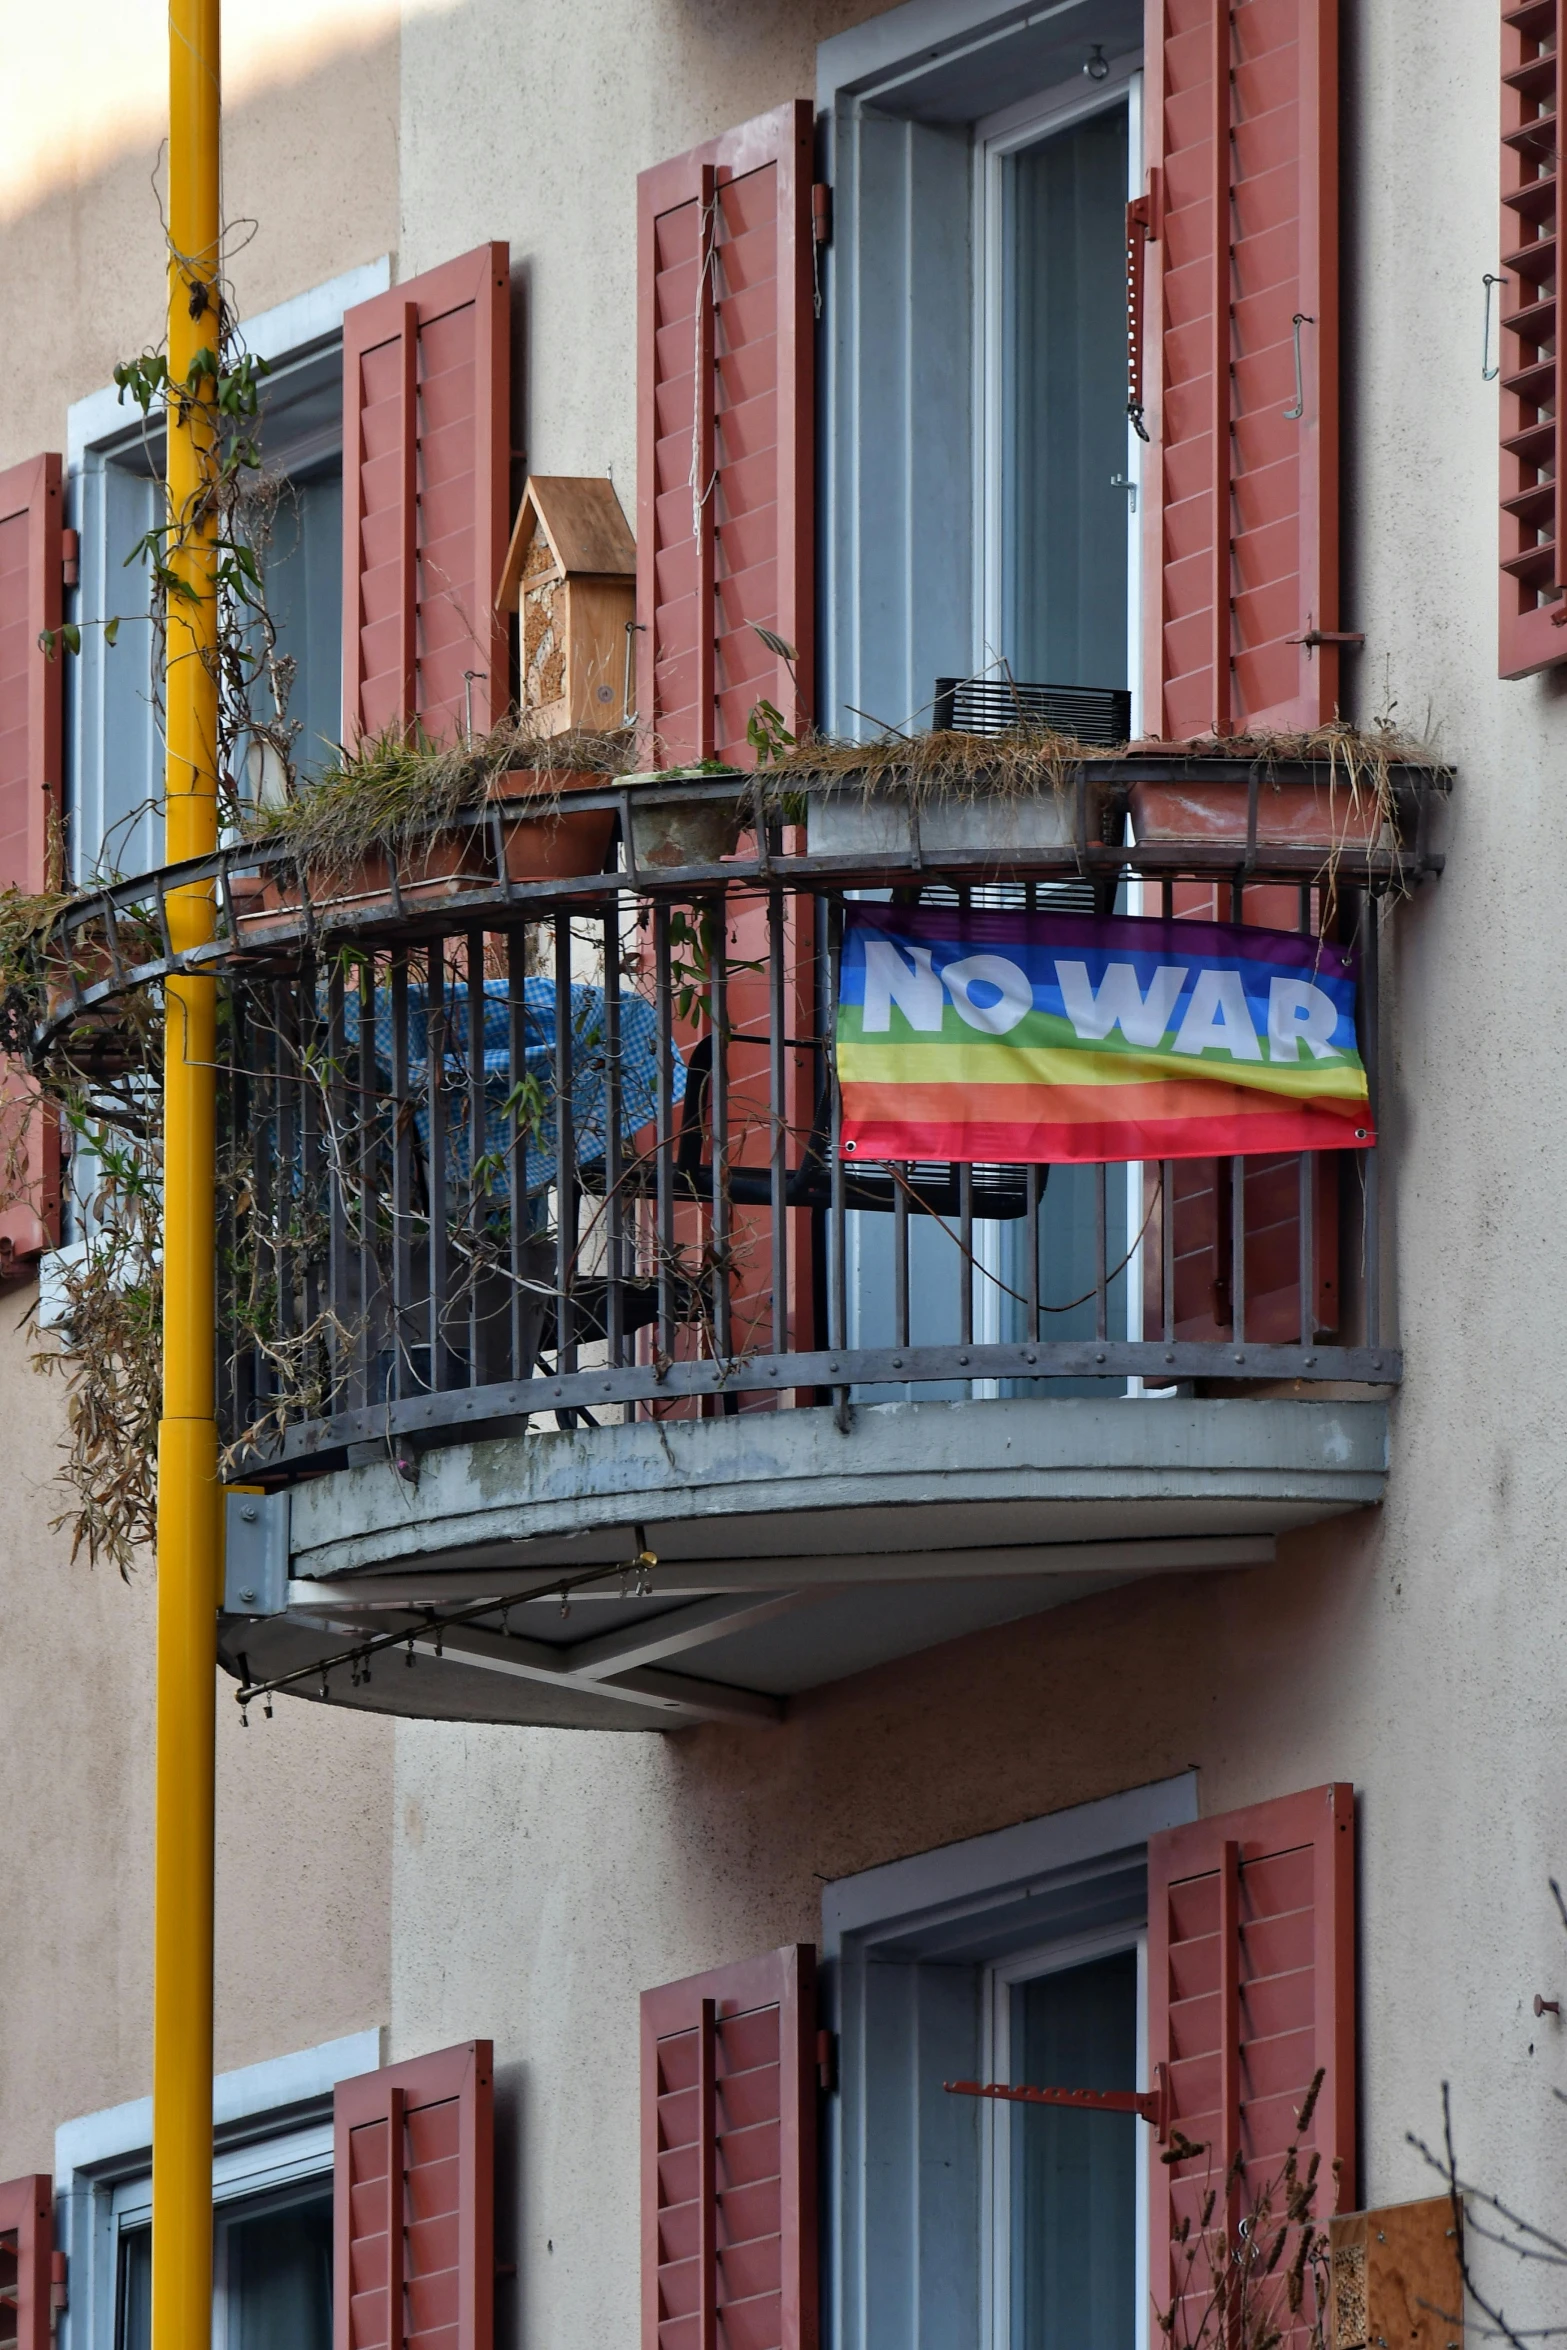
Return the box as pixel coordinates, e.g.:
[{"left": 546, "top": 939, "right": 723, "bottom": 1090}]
[{"left": 154, "top": 5, "right": 221, "bottom": 2349}]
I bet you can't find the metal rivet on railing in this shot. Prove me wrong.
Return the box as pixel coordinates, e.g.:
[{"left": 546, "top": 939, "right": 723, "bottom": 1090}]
[
  {"left": 1234, "top": 1352, "right": 1244, "bottom": 1364},
  {"left": 1164, "top": 1350, "right": 1175, "bottom": 1363},
  {"left": 1095, "top": 1350, "right": 1106, "bottom": 1363},
  {"left": 828, "top": 1361, "right": 839, "bottom": 1375},
  {"left": 1022, "top": 1349, "right": 1036, "bottom": 1364},
  {"left": 957, "top": 1352, "right": 969, "bottom": 1367},
  {"left": 1304, "top": 1354, "right": 1316, "bottom": 1367},
  {"left": 891, "top": 1355, "right": 903, "bottom": 1369}
]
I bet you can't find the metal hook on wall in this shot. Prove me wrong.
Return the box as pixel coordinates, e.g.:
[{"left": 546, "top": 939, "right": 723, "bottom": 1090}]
[
  {"left": 1284, "top": 313, "right": 1314, "bottom": 421},
  {"left": 1482, "top": 273, "right": 1506, "bottom": 381}
]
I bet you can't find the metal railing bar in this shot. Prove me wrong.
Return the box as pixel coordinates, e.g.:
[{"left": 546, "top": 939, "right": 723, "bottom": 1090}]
[
  {"left": 553, "top": 911, "right": 577, "bottom": 1387},
  {"left": 427, "top": 943, "right": 449, "bottom": 1389},
  {"left": 654, "top": 902, "right": 675, "bottom": 1361},
  {"left": 601, "top": 909, "right": 625, "bottom": 1371},
  {"left": 390, "top": 951, "right": 412, "bottom": 1401},
  {"left": 768, "top": 886, "right": 787, "bottom": 1357},
  {"left": 506, "top": 928, "right": 528, "bottom": 1386},
  {"left": 467, "top": 927, "right": 486, "bottom": 1389},
  {"left": 1362, "top": 887, "right": 1382, "bottom": 1351},
  {"left": 249, "top": 1333, "right": 1405, "bottom": 1461},
  {"left": 709, "top": 897, "right": 732, "bottom": 1364}
]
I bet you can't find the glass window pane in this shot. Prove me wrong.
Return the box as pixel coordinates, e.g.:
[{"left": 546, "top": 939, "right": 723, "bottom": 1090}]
[
  {"left": 115, "top": 2190, "right": 332, "bottom": 2350},
  {"left": 226, "top": 2192, "right": 333, "bottom": 2350},
  {"left": 1010, "top": 1947, "right": 1137, "bottom": 2350},
  {"left": 117, "top": 2223, "right": 151, "bottom": 2350},
  {"left": 1001, "top": 104, "right": 1131, "bottom": 690}
]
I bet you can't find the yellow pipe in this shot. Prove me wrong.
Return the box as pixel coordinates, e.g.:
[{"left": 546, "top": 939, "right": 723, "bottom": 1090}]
[{"left": 154, "top": 6, "right": 220, "bottom": 2349}]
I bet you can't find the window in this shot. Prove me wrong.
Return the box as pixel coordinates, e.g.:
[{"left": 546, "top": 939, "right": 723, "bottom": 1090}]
[
  {"left": 53, "top": 2029, "right": 380, "bottom": 2350},
  {"left": 823, "top": 1777, "right": 1196, "bottom": 2350},
  {"left": 115, "top": 2185, "right": 332, "bottom": 2350},
  {"left": 819, "top": 0, "right": 1144, "bottom": 739},
  {"left": 66, "top": 260, "right": 387, "bottom": 883},
  {"left": 979, "top": 75, "right": 1141, "bottom": 700}
]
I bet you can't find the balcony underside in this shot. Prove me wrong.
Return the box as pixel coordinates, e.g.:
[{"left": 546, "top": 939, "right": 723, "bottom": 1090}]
[{"left": 218, "top": 1396, "right": 1388, "bottom": 1729}]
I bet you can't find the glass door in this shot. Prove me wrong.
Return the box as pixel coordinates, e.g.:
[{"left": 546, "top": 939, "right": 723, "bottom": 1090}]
[{"left": 985, "top": 1938, "right": 1147, "bottom": 2350}]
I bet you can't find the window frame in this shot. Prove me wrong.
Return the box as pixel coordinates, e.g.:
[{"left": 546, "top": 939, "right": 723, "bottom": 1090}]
[
  {"left": 53, "top": 2029, "right": 381, "bottom": 2350},
  {"left": 63, "top": 257, "right": 389, "bottom": 886}
]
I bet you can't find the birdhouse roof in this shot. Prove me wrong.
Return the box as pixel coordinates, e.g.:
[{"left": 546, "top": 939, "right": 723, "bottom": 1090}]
[{"left": 495, "top": 475, "right": 636, "bottom": 610}]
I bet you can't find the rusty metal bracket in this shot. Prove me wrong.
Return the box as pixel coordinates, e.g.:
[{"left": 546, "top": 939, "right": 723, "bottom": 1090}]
[{"left": 945, "top": 2062, "right": 1172, "bottom": 2144}]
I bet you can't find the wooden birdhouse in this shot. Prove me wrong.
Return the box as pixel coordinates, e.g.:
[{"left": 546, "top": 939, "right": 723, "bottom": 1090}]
[{"left": 495, "top": 475, "right": 636, "bottom": 735}]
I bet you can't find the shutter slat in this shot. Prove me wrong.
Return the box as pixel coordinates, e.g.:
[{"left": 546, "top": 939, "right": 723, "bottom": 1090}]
[
  {"left": 342, "top": 248, "right": 509, "bottom": 745},
  {"left": 642, "top": 1947, "right": 817, "bottom": 2350},
  {"left": 1145, "top": 0, "right": 1340, "bottom": 734},
  {"left": 335, "top": 2043, "right": 493, "bottom": 2350},
  {"left": 1150, "top": 1786, "right": 1356, "bottom": 2349}
]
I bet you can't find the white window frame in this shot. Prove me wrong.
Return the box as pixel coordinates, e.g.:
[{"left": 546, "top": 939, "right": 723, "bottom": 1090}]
[
  {"left": 54, "top": 2028, "right": 381, "bottom": 2350},
  {"left": 973, "top": 51, "right": 1145, "bottom": 732},
  {"left": 64, "top": 257, "right": 390, "bottom": 887},
  {"left": 979, "top": 1924, "right": 1150, "bottom": 2350}
]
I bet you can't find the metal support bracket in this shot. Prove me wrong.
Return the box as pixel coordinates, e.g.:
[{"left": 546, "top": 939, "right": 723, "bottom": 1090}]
[
  {"left": 945, "top": 2062, "right": 1172, "bottom": 2145},
  {"left": 222, "top": 1487, "right": 290, "bottom": 1615}
]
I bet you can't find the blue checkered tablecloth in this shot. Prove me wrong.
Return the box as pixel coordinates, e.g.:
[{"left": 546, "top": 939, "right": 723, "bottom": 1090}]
[{"left": 332, "top": 977, "right": 684, "bottom": 1198}]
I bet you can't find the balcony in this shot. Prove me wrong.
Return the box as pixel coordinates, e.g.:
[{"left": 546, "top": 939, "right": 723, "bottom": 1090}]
[{"left": 39, "top": 755, "right": 1438, "bottom": 1728}]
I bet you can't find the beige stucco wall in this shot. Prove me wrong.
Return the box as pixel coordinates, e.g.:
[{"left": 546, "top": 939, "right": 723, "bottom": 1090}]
[
  {"left": 0, "top": 1280, "right": 394, "bottom": 2179},
  {"left": 384, "top": 2, "right": 1567, "bottom": 2347},
  {"left": 0, "top": 8, "right": 400, "bottom": 471},
  {"left": 0, "top": 2, "right": 403, "bottom": 2171}
]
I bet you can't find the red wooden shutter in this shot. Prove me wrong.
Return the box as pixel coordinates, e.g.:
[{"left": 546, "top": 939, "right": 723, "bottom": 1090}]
[
  {"left": 334, "top": 2039, "right": 494, "bottom": 2350},
  {"left": 0, "top": 454, "right": 63, "bottom": 1262},
  {"left": 0, "top": 2175, "right": 52, "bottom": 2350},
  {"left": 1149, "top": 1785, "right": 1355, "bottom": 2342},
  {"left": 636, "top": 101, "right": 814, "bottom": 769},
  {"left": 343, "top": 247, "right": 511, "bottom": 748},
  {"left": 1499, "top": 0, "right": 1567, "bottom": 677},
  {"left": 1143, "top": 0, "right": 1340, "bottom": 738},
  {"left": 642, "top": 1944, "right": 818, "bottom": 2350}
]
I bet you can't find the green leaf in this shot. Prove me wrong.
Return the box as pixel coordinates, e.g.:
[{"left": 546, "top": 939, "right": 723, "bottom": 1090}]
[
  {"left": 60, "top": 623, "right": 81, "bottom": 656},
  {"left": 103, "top": 616, "right": 120, "bottom": 650}
]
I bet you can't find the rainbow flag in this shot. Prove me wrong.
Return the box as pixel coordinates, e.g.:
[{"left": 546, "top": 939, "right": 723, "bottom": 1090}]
[{"left": 836, "top": 906, "right": 1373, "bottom": 1166}]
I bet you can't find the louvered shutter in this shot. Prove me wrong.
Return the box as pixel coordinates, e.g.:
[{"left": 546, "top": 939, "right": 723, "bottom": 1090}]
[
  {"left": 334, "top": 2039, "right": 494, "bottom": 2350},
  {"left": 1500, "top": 0, "right": 1567, "bottom": 677},
  {"left": 0, "top": 2175, "right": 52, "bottom": 2350},
  {"left": 636, "top": 101, "right": 815, "bottom": 768},
  {"left": 1149, "top": 1785, "right": 1356, "bottom": 2344},
  {"left": 343, "top": 247, "right": 511, "bottom": 748},
  {"left": 1143, "top": 0, "right": 1340, "bottom": 738},
  {"left": 0, "top": 455, "right": 63, "bottom": 1262},
  {"left": 642, "top": 1944, "right": 818, "bottom": 2350}
]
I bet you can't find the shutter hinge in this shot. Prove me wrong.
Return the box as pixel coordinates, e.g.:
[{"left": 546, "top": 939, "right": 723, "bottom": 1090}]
[
  {"left": 811, "top": 184, "right": 832, "bottom": 247},
  {"left": 1285, "top": 629, "right": 1365, "bottom": 649},
  {"left": 816, "top": 2027, "right": 837, "bottom": 2094},
  {"left": 50, "top": 2251, "right": 67, "bottom": 2314},
  {"left": 60, "top": 529, "right": 79, "bottom": 588}
]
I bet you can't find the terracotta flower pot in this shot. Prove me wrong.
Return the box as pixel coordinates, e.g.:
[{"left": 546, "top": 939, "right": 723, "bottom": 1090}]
[
  {"left": 1129, "top": 773, "right": 1386, "bottom": 850},
  {"left": 487, "top": 768, "right": 617, "bottom": 881}
]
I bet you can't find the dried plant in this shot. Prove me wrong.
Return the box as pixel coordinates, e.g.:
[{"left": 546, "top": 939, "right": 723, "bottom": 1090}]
[{"left": 1158, "top": 2069, "right": 1336, "bottom": 2350}]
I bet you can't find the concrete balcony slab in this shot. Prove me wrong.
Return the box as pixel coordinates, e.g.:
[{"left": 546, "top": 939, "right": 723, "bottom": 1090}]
[{"left": 216, "top": 1397, "right": 1388, "bottom": 1730}]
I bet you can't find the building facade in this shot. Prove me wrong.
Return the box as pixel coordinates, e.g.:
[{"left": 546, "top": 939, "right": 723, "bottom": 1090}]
[{"left": 0, "top": 3, "right": 1561, "bottom": 2350}]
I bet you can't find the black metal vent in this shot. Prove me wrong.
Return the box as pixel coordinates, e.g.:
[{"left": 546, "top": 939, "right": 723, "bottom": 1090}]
[{"left": 932, "top": 676, "right": 1133, "bottom": 745}]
